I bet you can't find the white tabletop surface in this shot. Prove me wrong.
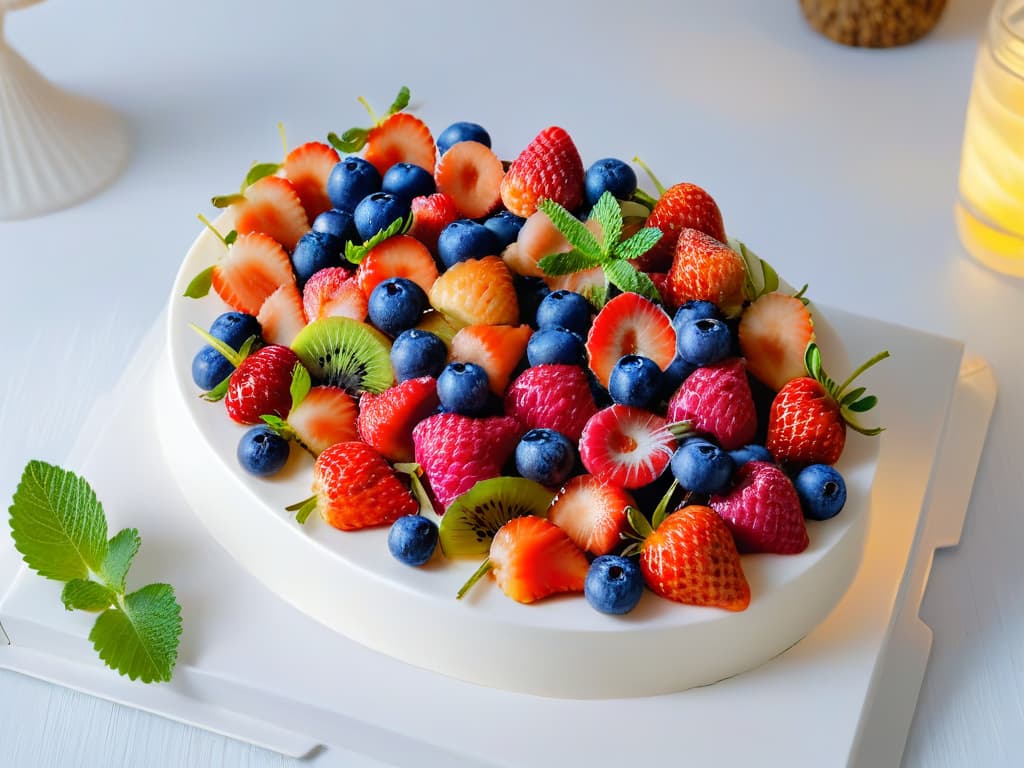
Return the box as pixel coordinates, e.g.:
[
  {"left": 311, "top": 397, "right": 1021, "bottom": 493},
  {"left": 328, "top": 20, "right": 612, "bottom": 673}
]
[{"left": 1, "top": 0, "right": 1021, "bottom": 766}]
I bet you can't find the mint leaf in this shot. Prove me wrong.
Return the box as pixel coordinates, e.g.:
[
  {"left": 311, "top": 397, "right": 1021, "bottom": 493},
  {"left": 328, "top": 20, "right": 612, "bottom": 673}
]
[
  {"left": 327, "top": 128, "right": 369, "bottom": 154},
  {"left": 345, "top": 215, "right": 410, "bottom": 264},
  {"left": 183, "top": 266, "right": 215, "bottom": 299},
  {"left": 244, "top": 162, "right": 281, "bottom": 188},
  {"left": 538, "top": 199, "right": 603, "bottom": 260},
  {"left": 62, "top": 579, "right": 116, "bottom": 612},
  {"left": 590, "top": 192, "right": 622, "bottom": 254},
  {"left": 388, "top": 86, "right": 411, "bottom": 115},
  {"left": 614, "top": 227, "right": 663, "bottom": 261},
  {"left": 602, "top": 260, "right": 661, "bottom": 302},
  {"left": 100, "top": 528, "right": 140, "bottom": 593},
  {"left": 290, "top": 364, "right": 311, "bottom": 410},
  {"left": 9, "top": 461, "right": 108, "bottom": 582},
  {"left": 537, "top": 250, "right": 604, "bottom": 276},
  {"left": 89, "top": 583, "right": 182, "bottom": 683}
]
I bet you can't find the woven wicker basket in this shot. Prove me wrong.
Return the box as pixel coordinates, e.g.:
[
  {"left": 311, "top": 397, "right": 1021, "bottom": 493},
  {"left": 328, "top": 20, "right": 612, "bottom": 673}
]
[{"left": 800, "top": 0, "right": 947, "bottom": 47}]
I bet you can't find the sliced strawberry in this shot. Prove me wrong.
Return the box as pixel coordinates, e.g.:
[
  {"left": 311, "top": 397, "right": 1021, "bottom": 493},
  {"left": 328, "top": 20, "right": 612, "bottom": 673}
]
[
  {"left": 287, "top": 386, "right": 359, "bottom": 455},
  {"left": 357, "top": 235, "right": 439, "bottom": 298},
  {"left": 210, "top": 232, "right": 295, "bottom": 316},
  {"left": 499, "top": 126, "right": 584, "bottom": 218},
  {"left": 428, "top": 256, "right": 519, "bottom": 328},
  {"left": 364, "top": 112, "right": 436, "bottom": 176},
  {"left": 408, "top": 192, "right": 459, "bottom": 255},
  {"left": 434, "top": 140, "right": 504, "bottom": 219},
  {"left": 358, "top": 377, "right": 440, "bottom": 463},
  {"left": 449, "top": 324, "right": 532, "bottom": 395},
  {"left": 303, "top": 267, "right": 367, "bottom": 322},
  {"left": 578, "top": 405, "right": 674, "bottom": 489},
  {"left": 283, "top": 141, "right": 340, "bottom": 222},
  {"left": 585, "top": 292, "right": 676, "bottom": 388},
  {"left": 225, "top": 345, "right": 300, "bottom": 425},
  {"left": 738, "top": 292, "right": 815, "bottom": 392},
  {"left": 488, "top": 516, "right": 589, "bottom": 603},
  {"left": 231, "top": 175, "right": 310, "bottom": 252},
  {"left": 547, "top": 475, "right": 635, "bottom": 556},
  {"left": 257, "top": 282, "right": 307, "bottom": 346}
]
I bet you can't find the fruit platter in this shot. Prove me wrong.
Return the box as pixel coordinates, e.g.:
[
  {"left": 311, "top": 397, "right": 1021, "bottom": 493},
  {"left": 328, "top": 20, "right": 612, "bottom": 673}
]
[{"left": 159, "top": 88, "right": 885, "bottom": 698}]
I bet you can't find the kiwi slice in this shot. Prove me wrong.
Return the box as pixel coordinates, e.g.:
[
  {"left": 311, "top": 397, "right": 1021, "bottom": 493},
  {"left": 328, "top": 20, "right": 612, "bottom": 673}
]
[
  {"left": 291, "top": 317, "right": 393, "bottom": 395},
  {"left": 440, "top": 477, "right": 555, "bottom": 557}
]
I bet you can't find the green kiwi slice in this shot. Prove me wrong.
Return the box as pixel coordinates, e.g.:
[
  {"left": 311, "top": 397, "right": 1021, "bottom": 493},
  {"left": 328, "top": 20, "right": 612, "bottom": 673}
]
[
  {"left": 290, "top": 317, "right": 393, "bottom": 395},
  {"left": 440, "top": 477, "right": 555, "bottom": 557}
]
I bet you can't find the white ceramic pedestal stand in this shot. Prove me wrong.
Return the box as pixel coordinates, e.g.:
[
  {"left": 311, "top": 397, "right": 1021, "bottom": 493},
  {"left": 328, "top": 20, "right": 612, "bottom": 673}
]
[{"left": 0, "top": 1, "right": 129, "bottom": 219}]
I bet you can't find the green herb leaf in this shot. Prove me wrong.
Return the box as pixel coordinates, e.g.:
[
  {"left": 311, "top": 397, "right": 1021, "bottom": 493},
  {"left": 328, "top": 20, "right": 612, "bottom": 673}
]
[
  {"left": 211, "top": 193, "right": 245, "bottom": 209},
  {"left": 613, "top": 227, "right": 663, "bottom": 261},
  {"left": 61, "top": 579, "right": 116, "bottom": 612},
  {"left": 840, "top": 386, "right": 867, "bottom": 408},
  {"left": 183, "top": 266, "right": 215, "bottom": 299},
  {"left": 260, "top": 414, "right": 292, "bottom": 438},
  {"left": 590, "top": 192, "right": 622, "bottom": 254},
  {"left": 344, "top": 215, "right": 410, "bottom": 264},
  {"left": 9, "top": 461, "right": 108, "bottom": 582},
  {"left": 537, "top": 199, "right": 603, "bottom": 261},
  {"left": 290, "top": 364, "right": 311, "bottom": 410},
  {"left": 100, "top": 528, "right": 141, "bottom": 593},
  {"left": 201, "top": 374, "right": 231, "bottom": 402},
  {"left": 847, "top": 395, "right": 878, "bottom": 413},
  {"left": 582, "top": 283, "right": 609, "bottom": 309},
  {"left": 537, "top": 249, "right": 604, "bottom": 276},
  {"left": 327, "top": 128, "right": 369, "bottom": 154},
  {"left": 626, "top": 506, "right": 654, "bottom": 540},
  {"left": 285, "top": 495, "right": 318, "bottom": 525},
  {"left": 244, "top": 162, "right": 282, "bottom": 188},
  {"left": 388, "top": 86, "right": 411, "bottom": 115},
  {"left": 602, "top": 260, "right": 661, "bottom": 302},
  {"left": 89, "top": 583, "right": 182, "bottom": 683}
]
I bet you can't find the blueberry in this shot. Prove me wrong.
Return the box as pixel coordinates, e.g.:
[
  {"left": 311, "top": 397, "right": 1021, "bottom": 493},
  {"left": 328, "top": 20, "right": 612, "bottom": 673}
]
[
  {"left": 514, "top": 275, "right": 552, "bottom": 328},
  {"left": 436, "top": 121, "right": 491, "bottom": 155},
  {"left": 368, "top": 277, "right": 428, "bottom": 337},
  {"left": 585, "top": 555, "right": 644, "bottom": 615},
  {"left": 387, "top": 515, "right": 439, "bottom": 566},
  {"left": 794, "top": 464, "right": 847, "bottom": 521},
  {"left": 608, "top": 355, "right": 662, "bottom": 409},
  {"left": 209, "top": 311, "right": 261, "bottom": 349},
  {"left": 312, "top": 208, "right": 356, "bottom": 242},
  {"left": 291, "top": 230, "right": 343, "bottom": 288},
  {"left": 353, "top": 192, "right": 411, "bottom": 242},
  {"left": 191, "top": 345, "right": 235, "bottom": 390},
  {"left": 515, "top": 428, "right": 576, "bottom": 486},
  {"left": 584, "top": 158, "right": 638, "bottom": 207},
  {"left": 483, "top": 210, "right": 526, "bottom": 249},
  {"left": 676, "top": 317, "right": 732, "bottom": 366},
  {"left": 390, "top": 329, "right": 447, "bottom": 381},
  {"left": 659, "top": 355, "right": 696, "bottom": 402},
  {"left": 729, "top": 444, "right": 774, "bottom": 468},
  {"left": 672, "top": 300, "right": 722, "bottom": 336},
  {"left": 237, "top": 426, "right": 290, "bottom": 476},
  {"left": 527, "top": 327, "right": 586, "bottom": 367},
  {"left": 670, "top": 439, "right": 735, "bottom": 495},
  {"left": 535, "top": 289, "right": 592, "bottom": 336},
  {"left": 436, "top": 219, "right": 501, "bottom": 269},
  {"left": 381, "top": 162, "right": 436, "bottom": 203},
  {"left": 327, "top": 157, "right": 381, "bottom": 212},
  {"left": 437, "top": 362, "right": 491, "bottom": 415}
]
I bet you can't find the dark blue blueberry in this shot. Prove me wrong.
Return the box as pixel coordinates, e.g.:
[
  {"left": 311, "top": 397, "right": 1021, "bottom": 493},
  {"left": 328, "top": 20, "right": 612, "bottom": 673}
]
[
  {"left": 387, "top": 515, "right": 439, "bottom": 566},
  {"left": 585, "top": 555, "right": 644, "bottom": 615},
  {"left": 291, "top": 230, "right": 343, "bottom": 288},
  {"left": 353, "top": 192, "right": 411, "bottom": 242},
  {"left": 191, "top": 345, "right": 235, "bottom": 390},
  {"left": 514, "top": 275, "right": 551, "bottom": 328},
  {"left": 436, "top": 121, "right": 491, "bottom": 155},
  {"left": 659, "top": 355, "right": 696, "bottom": 402},
  {"left": 209, "top": 311, "right": 261, "bottom": 350},
  {"left": 672, "top": 300, "right": 722, "bottom": 336},
  {"left": 236, "top": 426, "right": 290, "bottom": 476},
  {"left": 676, "top": 317, "right": 733, "bottom": 366},
  {"left": 608, "top": 354, "right": 662, "bottom": 409},
  {"left": 515, "top": 428, "right": 576, "bottom": 486},
  {"left": 535, "top": 289, "right": 592, "bottom": 336},
  {"left": 390, "top": 329, "right": 447, "bottom": 381},
  {"left": 367, "top": 277, "right": 428, "bottom": 337},
  {"left": 527, "top": 327, "right": 586, "bottom": 367},
  {"left": 437, "top": 362, "right": 491, "bottom": 415},
  {"left": 584, "top": 158, "right": 638, "bottom": 206},
  {"left": 483, "top": 210, "right": 526, "bottom": 249},
  {"left": 381, "top": 162, "right": 436, "bottom": 203},
  {"left": 794, "top": 464, "right": 847, "bottom": 521},
  {"left": 670, "top": 439, "right": 735, "bottom": 495},
  {"left": 312, "top": 208, "right": 356, "bottom": 242},
  {"left": 436, "top": 219, "right": 501, "bottom": 269},
  {"left": 327, "top": 157, "right": 381, "bottom": 212},
  {"left": 729, "top": 444, "right": 774, "bottom": 469}
]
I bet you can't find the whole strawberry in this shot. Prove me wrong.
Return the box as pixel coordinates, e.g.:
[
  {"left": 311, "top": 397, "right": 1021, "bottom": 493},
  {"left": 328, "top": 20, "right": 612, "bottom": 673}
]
[
  {"left": 710, "top": 461, "right": 808, "bottom": 554},
  {"left": 766, "top": 343, "right": 888, "bottom": 467},
  {"left": 666, "top": 228, "right": 747, "bottom": 315},
  {"left": 225, "top": 345, "right": 301, "bottom": 425},
  {"left": 666, "top": 358, "right": 757, "bottom": 450},
  {"left": 503, "top": 364, "right": 598, "bottom": 442},
  {"left": 500, "top": 126, "right": 584, "bottom": 218},
  {"left": 638, "top": 182, "right": 726, "bottom": 272}
]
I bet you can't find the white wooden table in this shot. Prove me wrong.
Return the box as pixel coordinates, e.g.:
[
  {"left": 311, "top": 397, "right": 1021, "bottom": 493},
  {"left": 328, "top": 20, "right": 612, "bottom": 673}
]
[{"left": 1, "top": 0, "right": 1021, "bottom": 765}]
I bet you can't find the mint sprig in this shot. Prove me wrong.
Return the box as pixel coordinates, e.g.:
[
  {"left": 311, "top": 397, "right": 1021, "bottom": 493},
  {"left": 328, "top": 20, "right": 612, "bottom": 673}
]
[
  {"left": 537, "top": 192, "right": 664, "bottom": 303},
  {"left": 328, "top": 86, "right": 410, "bottom": 154},
  {"left": 8, "top": 461, "right": 183, "bottom": 683},
  {"left": 344, "top": 214, "right": 412, "bottom": 265}
]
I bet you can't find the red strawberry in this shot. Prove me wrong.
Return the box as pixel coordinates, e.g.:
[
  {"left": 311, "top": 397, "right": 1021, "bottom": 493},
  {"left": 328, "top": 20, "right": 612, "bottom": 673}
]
[
  {"left": 302, "top": 267, "right": 367, "bottom": 322},
  {"left": 578, "top": 405, "right": 675, "bottom": 489},
  {"left": 225, "top": 345, "right": 300, "bottom": 425},
  {"left": 230, "top": 175, "right": 310, "bottom": 252},
  {"left": 256, "top": 282, "right": 307, "bottom": 346},
  {"left": 210, "top": 232, "right": 295, "bottom": 316},
  {"left": 738, "top": 292, "right": 815, "bottom": 392},
  {"left": 503, "top": 364, "right": 598, "bottom": 442},
  {"left": 364, "top": 112, "right": 436, "bottom": 176},
  {"left": 283, "top": 141, "right": 340, "bottom": 221},
  {"left": 666, "top": 228, "right": 747, "bottom": 315},
  {"left": 435, "top": 140, "right": 504, "bottom": 219},
  {"left": 286, "top": 386, "right": 359, "bottom": 455},
  {"left": 666, "top": 358, "right": 757, "bottom": 450},
  {"left": 358, "top": 377, "right": 440, "bottom": 463},
  {"left": 412, "top": 413, "right": 521, "bottom": 510},
  {"left": 408, "top": 192, "right": 459, "bottom": 254},
  {"left": 499, "top": 126, "right": 584, "bottom": 218},
  {"left": 357, "top": 235, "right": 439, "bottom": 298},
  {"left": 766, "top": 343, "right": 888, "bottom": 467},
  {"left": 710, "top": 461, "right": 808, "bottom": 554},
  {"left": 548, "top": 475, "right": 635, "bottom": 556},
  {"left": 448, "top": 324, "right": 532, "bottom": 396},
  {"left": 638, "top": 183, "right": 726, "bottom": 272},
  {"left": 486, "top": 516, "right": 589, "bottom": 603},
  {"left": 585, "top": 292, "right": 676, "bottom": 388},
  {"left": 294, "top": 441, "right": 417, "bottom": 531},
  {"left": 640, "top": 505, "right": 750, "bottom": 611}
]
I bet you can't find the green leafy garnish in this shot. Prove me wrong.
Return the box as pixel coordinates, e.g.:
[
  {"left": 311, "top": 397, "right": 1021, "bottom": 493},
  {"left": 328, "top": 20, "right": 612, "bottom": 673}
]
[
  {"left": 803, "top": 343, "right": 890, "bottom": 436},
  {"left": 328, "top": 86, "right": 411, "bottom": 154},
  {"left": 8, "top": 462, "right": 182, "bottom": 683},
  {"left": 244, "top": 162, "right": 283, "bottom": 188},
  {"left": 183, "top": 266, "right": 215, "bottom": 299},
  {"left": 344, "top": 214, "right": 412, "bottom": 264},
  {"left": 728, "top": 237, "right": 779, "bottom": 302}
]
